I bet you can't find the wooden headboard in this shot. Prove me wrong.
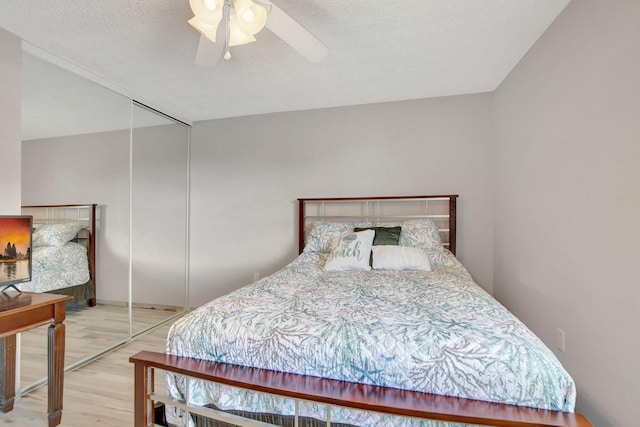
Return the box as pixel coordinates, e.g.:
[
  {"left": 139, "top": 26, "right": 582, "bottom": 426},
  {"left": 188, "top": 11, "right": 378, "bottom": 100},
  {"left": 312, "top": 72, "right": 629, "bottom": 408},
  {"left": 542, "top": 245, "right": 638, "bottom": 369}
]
[
  {"left": 298, "top": 195, "right": 458, "bottom": 255},
  {"left": 21, "top": 204, "right": 97, "bottom": 289}
]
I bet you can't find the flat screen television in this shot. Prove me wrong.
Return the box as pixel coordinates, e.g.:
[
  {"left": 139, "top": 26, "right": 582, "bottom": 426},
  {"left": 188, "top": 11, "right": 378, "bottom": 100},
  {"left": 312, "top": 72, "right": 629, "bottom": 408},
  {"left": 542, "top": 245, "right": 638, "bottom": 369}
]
[{"left": 0, "top": 215, "right": 32, "bottom": 293}]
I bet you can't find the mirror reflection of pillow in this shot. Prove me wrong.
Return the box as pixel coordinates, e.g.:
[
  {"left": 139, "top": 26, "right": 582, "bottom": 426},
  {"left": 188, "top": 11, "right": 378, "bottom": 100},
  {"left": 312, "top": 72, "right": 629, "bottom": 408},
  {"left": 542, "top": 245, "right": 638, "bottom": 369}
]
[
  {"left": 324, "top": 229, "right": 375, "bottom": 271},
  {"left": 372, "top": 245, "right": 432, "bottom": 271},
  {"left": 32, "top": 222, "right": 83, "bottom": 247}
]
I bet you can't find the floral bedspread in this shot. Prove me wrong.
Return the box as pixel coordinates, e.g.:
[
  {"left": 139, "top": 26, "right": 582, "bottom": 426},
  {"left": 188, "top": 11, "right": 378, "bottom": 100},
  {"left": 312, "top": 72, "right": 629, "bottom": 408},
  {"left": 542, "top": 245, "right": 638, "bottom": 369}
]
[
  {"left": 165, "top": 250, "right": 575, "bottom": 426},
  {"left": 20, "top": 242, "right": 90, "bottom": 293}
]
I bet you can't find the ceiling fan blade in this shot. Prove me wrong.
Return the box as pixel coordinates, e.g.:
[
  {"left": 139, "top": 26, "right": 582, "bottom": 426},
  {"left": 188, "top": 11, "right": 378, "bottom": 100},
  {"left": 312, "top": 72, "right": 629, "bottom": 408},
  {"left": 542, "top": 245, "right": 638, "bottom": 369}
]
[
  {"left": 263, "top": 2, "right": 329, "bottom": 62},
  {"left": 195, "top": 34, "right": 224, "bottom": 67}
]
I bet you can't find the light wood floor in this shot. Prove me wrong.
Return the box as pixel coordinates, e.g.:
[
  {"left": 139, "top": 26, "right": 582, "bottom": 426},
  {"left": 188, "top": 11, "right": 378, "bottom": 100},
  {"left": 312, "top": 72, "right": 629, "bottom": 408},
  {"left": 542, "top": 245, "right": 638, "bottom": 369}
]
[
  {"left": 0, "top": 318, "right": 175, "bottom": 426},
  {"left": 20, "top": 303, "right": 181, "bottom": 387}
]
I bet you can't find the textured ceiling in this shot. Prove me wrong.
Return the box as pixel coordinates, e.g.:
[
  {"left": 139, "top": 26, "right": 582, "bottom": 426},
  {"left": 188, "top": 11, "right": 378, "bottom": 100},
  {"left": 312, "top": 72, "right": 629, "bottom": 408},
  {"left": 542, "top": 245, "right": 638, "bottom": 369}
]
[{"left": 0, "top": 0, "right": 570, "bottom": 138}]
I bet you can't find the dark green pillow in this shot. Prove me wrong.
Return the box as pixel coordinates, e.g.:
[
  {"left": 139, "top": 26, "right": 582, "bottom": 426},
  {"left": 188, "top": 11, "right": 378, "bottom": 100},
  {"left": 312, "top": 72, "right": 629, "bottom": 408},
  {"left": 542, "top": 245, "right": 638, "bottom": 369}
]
[{"left": 354, "top": 226, "right": 401, "bottom": 246}]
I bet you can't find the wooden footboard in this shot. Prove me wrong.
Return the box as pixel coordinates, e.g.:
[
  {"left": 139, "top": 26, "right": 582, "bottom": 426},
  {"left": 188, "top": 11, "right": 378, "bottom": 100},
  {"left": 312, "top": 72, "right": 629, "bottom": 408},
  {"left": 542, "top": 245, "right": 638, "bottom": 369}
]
[{"left": 129, "top": 351, "right": 593, "bottom": 427}]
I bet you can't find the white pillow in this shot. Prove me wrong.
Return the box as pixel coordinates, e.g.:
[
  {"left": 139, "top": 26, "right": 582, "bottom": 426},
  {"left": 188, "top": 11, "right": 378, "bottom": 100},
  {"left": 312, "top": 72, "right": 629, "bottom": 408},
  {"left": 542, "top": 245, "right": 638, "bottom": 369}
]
[
  {"left": 372, "top": 245, "right": 432, "bottom": 271},
  {"left": 324, "top": 229, "right": 375, "bottom": 271}
]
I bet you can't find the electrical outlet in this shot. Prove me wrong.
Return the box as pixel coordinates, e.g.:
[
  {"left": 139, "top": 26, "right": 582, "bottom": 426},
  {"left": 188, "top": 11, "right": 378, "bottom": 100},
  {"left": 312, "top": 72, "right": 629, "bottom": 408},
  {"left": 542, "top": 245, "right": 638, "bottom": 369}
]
[
  {"left": 253, "top": 272, "right": 260, "bottom": 282},
  {"left": 556, "top": 328, "right": 566, "bottom": 352}
]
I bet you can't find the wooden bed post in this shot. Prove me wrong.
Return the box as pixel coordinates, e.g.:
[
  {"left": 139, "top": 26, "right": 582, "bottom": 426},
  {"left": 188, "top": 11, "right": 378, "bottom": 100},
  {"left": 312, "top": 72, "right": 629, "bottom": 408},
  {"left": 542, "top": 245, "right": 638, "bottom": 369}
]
[
  {"left": 298, "top": 199, "right": 305, "bottom": 254},
  {"left": 133, "top": 362, "right": 151, "bottom": 427},
  {"left": 88, "top": 204, "right": 97, "bottom": 306},
  {"left": 449, "top": 195, "right": 457, "bottom": 256}
]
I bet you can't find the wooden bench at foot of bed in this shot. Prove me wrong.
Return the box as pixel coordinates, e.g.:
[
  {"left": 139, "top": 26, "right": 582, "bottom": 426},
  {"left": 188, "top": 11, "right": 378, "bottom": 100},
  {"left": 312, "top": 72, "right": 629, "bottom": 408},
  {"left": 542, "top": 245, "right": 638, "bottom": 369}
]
[{"left": 129, "top": 351, "right": 593, "bottom": 427}]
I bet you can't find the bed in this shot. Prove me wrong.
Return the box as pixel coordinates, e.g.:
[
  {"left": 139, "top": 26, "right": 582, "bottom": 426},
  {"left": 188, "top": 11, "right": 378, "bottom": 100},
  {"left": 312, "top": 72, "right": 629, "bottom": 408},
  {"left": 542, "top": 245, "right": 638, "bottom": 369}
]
[
  {"left": 130, "top": 195, "right": 592, "bottom": 427},
  {"left": 20, "top": 204, "right": 97, "bottom": 306}
]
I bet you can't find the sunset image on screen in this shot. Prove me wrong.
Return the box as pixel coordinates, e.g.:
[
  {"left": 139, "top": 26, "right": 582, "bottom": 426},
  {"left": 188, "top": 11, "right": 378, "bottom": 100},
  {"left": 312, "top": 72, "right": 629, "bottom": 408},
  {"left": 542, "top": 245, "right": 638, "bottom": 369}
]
[{"left": 0, "top": 217, "right": 31, "bottom": 260}]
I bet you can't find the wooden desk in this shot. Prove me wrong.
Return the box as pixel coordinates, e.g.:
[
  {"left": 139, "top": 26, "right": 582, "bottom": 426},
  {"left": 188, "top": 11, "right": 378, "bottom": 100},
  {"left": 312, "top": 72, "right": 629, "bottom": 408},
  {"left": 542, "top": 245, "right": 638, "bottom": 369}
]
[{"left": 0, "top": 292, "right": 71, "bottom": 427}]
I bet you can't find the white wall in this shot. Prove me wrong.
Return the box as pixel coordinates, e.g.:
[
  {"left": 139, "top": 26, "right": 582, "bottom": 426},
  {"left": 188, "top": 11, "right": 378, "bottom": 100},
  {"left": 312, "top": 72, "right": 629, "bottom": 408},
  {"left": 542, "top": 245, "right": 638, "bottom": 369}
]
[
  {"left": 493, "top": 1, "right": 640, "bottom": 425},
  {"left": 0, "top": 28, "right": 21, "bottom": 213},
  {"left": 131, "top": 122, "right": 189, "bottom": 306},
  {"left": 189, "top": 94, "right": 494, "bottom": 305}
]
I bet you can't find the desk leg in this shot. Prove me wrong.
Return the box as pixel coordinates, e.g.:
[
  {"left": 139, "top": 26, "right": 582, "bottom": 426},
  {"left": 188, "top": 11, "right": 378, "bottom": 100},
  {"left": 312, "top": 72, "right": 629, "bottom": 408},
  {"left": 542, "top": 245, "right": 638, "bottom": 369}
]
[
  {"left": 47, "top": 320, "right": 65, "bottom": 427},
  {"left": 0, "top": 335, "right": 16, "bottom": 412}
]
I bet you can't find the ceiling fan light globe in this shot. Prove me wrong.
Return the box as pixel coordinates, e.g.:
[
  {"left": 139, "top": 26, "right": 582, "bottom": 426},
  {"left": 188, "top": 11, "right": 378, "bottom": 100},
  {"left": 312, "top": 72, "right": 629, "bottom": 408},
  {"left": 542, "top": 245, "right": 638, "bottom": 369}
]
[
  {"left": 242, "top": 9, "right": 254, "bottom": 22},
  {"left": 189, "top": 0, "right": 224, "bottom": 25},
  {"left": 228, "top": 17, "right": 257, "bottom": 46},
  {"left": 233, "top": 0, "right": 268, "bottom": 35},
  {"left": 203, "top": 0, "right": 219, "bottom": 10},
  {"left": 188, "top": 16, "right": 220, "bottom": 43}
]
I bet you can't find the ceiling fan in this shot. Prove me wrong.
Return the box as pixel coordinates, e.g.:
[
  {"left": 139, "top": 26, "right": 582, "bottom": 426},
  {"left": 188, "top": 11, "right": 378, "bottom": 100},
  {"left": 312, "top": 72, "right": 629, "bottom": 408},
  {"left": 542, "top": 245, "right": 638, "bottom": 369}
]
[{"left": 188, "top": 0, "right": 329, "bottom": 66}]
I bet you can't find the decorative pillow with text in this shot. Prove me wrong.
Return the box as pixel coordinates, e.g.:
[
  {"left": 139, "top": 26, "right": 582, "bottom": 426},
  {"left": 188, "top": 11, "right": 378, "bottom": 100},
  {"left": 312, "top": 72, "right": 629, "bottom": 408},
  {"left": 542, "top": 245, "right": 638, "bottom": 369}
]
[{"left": 324, "top": 229, "right": 375, "bottom": 271}]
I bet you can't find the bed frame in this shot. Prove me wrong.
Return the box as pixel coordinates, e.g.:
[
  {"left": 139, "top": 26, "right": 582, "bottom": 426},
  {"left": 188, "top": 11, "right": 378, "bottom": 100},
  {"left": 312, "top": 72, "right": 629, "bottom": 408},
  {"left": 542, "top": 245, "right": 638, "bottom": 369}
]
[
  {"left": 130, "top": 195, "right": 593, "bottom": 427},
  {"left": 21, "top": 204, "right": 97, "bottom": 306},
  {"left": 298, "top": 195, "right": 457, "bottom": 255}
]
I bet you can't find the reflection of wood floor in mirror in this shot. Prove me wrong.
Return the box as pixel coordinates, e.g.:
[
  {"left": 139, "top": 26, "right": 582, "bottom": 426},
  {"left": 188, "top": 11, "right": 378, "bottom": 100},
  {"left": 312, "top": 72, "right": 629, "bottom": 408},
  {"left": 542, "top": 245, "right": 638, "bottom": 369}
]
[
  {"left": 0, "top": 319, "right": 174, "bottom": 426},
  {"left": 20, "top": 302, "right": 182, "bottom": 388}
]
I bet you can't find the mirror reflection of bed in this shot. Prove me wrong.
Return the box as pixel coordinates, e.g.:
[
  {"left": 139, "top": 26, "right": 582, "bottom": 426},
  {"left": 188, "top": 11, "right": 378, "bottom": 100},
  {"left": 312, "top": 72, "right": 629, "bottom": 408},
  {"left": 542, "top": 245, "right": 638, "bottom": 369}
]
[{"left": 17, "top": 204, "right": 183, "bottom": 391}]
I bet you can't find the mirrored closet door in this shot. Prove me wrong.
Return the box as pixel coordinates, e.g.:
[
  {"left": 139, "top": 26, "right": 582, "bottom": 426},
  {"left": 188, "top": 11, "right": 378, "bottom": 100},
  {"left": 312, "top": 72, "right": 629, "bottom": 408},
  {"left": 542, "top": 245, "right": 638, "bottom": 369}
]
[
  {"left": 19, "top": 48, "right": 190, "bottom": 393},
  {"left": 130, "top": 102, "right": 189, "bottom": 335},
  {"left": 20, "top": 52, "right": 132, "bottom": 392}
]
